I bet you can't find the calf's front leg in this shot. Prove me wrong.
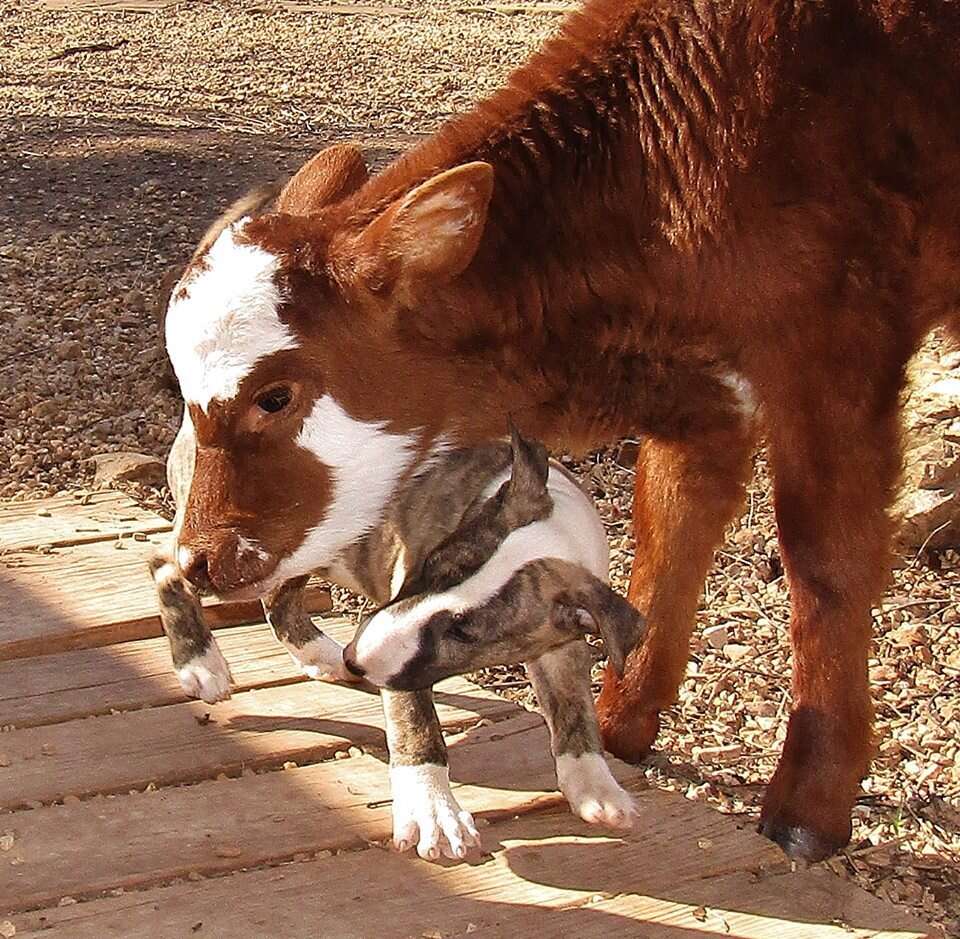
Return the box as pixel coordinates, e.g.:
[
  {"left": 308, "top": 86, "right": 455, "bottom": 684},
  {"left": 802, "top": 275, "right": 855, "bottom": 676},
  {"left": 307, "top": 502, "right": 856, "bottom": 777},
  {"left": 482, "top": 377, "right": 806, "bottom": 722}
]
[
  {"left": 527, "top": 642, "right": 636, "bottom": 829},
  {"left": 149, "top": 545, "right": 233, "bottom": 703},
  {"left": 381, "top": 688, "right": 481, "bottom": 861}
]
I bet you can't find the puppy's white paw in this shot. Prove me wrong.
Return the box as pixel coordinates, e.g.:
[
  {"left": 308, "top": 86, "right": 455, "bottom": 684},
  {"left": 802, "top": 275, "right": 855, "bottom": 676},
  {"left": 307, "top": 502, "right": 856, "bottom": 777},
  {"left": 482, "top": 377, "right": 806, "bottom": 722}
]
[
  {"left": 177, "top": 643, "right": 233, "bottom": 704},
  {"left": 287, "top": 635, "right": 359, "bottom": 683},
  {"left": 557, "top": 753, "right": 636, "bottom": 830},
  {"left": 390, "top": 764, "right": 481, "bottom": 861}
]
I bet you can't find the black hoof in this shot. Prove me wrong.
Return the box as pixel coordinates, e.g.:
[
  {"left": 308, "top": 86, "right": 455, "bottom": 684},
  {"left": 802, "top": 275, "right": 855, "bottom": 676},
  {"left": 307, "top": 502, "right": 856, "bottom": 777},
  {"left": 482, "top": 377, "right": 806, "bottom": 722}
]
[{"left": 757, "top": 817, "right": 844, "bottom": 863}]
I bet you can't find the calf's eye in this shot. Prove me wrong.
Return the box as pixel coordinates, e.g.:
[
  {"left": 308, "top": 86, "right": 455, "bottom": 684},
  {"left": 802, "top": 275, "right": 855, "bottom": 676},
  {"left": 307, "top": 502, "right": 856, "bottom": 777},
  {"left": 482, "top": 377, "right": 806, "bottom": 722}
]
[{"left": 256, "top": 386, "right": 292, "bottom": 414}]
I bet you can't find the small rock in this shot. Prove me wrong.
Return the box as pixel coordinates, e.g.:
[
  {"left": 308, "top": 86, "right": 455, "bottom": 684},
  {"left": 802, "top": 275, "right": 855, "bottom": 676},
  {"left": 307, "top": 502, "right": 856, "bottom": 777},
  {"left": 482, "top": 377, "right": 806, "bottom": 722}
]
[
  {"left": 57, "top": 896, "right": 77, "bottom": 907},
  {"left": 0, "top": 920, "right": 15, "bottom": 938},
  {"left": 54, "top": 339, "right": 82, "bottom": 361},
  {"left": 722, "top": 643, "right": 755, "bottom": 662},
  {"left": 870, "top": 664, "right": 899, "bottom": 682},
  {"left": 0, "top": 832, "right": 14, "bottom": 851},
  {"left": 940, "top": 350, "right": 960, "bottom": 370},
  {"left": 90, "top": 451, "right": 165, "bottom": 488},
  {"left": 692, "top": 743, "right": 743, "bottom": 764},
  {"left": 889, "top": 624, "right": 928, "bottom": 647},
  {"left": 212, "top": 844, "right": 243, "bottom": 858},
  {"left": 125, "top": 289, "right": 145, "bottom": 312},
  {"left": 703, "top": 624, "right": 730, "bottom": 650}
]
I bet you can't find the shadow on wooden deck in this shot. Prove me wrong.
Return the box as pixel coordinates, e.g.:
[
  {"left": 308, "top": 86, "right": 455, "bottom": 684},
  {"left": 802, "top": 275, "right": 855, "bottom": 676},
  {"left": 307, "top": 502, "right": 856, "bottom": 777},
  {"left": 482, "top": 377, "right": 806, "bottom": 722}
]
[{"left": 0, "top": 493, "right": 938, "bottom": 938}]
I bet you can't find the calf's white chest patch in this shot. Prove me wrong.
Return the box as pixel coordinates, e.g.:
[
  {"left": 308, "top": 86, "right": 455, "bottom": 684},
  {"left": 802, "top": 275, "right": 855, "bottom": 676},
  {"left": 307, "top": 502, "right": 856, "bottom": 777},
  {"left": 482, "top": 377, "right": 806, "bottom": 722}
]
[
  {"left": 165, "top": 220, "right": 297, "bottom": 411},
  {"left": 264, "top": 395, "right": 419, "bottom": 589}
]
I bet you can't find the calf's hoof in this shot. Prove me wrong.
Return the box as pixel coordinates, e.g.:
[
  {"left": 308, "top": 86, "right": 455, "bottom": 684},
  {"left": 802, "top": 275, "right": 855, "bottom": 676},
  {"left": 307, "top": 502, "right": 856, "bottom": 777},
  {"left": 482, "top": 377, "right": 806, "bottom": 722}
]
[
  {"left": 757, "top": 814, "right": 850, "bottom": 863},
  {"left": 597, "top": 708, "right": 660, "bottom": 765}
]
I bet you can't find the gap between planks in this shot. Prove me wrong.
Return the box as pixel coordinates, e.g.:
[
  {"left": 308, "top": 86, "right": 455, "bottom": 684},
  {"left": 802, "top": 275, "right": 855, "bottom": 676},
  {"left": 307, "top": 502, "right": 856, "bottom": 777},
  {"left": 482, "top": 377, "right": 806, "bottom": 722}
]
[
  {"left": 1, "top": 713, "right": 644, "bottom": 914},
  {"left": 0, "top": 618, "right": 355, "bottom": 729},
  {"left": 0, "top": 534, "right": 331, "bottom": 662},
  {"left": 0, "top": 670, "right": 520, "bottom": 810},
  {"left": 0, "top": 490, "right": 170, "bottom": 553},
  {"left": 6, "top": 790, "right": 932, "bottom": 938}
]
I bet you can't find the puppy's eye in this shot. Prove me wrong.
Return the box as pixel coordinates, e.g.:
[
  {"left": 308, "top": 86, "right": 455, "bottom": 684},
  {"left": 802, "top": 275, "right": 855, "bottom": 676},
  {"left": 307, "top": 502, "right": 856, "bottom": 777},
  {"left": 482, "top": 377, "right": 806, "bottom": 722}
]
[
  {"left": 446, "top": 616, "right": 476, "bottom": 644},
  {"left": 256, "top": 386, "right": 292, "bottom": 414}
]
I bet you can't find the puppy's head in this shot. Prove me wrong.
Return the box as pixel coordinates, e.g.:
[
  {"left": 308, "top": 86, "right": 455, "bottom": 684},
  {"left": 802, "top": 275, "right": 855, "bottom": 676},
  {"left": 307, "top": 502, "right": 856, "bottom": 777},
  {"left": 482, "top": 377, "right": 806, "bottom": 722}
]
[{"left": 343, "top": 558, "right": 646, "bottom": 689}]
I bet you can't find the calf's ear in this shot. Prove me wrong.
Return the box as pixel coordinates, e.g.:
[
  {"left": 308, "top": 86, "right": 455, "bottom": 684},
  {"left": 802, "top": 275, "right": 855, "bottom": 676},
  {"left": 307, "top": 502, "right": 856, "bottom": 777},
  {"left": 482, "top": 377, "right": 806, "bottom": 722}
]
[
  {"left": 347, "top": 162, "right": 494, "bottom": 300},
  {"left": 557, "top": 577, "right": 647, "bottom": 677},
  {"left": 277, "top": 143, "right": 369, "bottom": 215}
]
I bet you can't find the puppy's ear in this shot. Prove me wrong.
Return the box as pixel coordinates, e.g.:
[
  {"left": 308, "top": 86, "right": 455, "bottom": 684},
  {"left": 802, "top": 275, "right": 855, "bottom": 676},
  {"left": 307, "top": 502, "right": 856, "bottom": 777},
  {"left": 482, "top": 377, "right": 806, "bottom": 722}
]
[
  {"left": 555, "top": 576, "right": 646, "bottom": 677},
  {"left": 506, "top": 421, "right": 549, "bottom": 500}
]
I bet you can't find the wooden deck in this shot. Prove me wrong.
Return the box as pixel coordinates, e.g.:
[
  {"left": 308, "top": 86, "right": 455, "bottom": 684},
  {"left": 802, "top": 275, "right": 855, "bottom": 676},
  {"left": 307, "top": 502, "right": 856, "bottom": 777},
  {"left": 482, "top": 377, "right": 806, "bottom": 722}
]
[{"left": 0, "top": 492, "right": 937, "bottom": 938}]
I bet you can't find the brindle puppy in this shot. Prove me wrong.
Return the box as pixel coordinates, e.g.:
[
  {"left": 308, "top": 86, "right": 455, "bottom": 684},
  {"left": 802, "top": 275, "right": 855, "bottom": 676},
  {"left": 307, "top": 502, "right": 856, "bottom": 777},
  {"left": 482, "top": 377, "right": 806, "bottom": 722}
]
[
  {"left": 345, "top": 436, "right": 646, "bottom": 827},
  {"left": 151, "top": 427, "right": 643, "bottom": 857}
]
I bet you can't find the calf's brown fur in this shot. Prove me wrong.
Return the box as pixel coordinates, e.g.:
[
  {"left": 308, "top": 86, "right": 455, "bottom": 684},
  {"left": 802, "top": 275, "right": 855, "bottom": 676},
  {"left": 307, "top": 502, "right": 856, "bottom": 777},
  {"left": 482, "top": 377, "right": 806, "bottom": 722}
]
[{"left": 172, "top": 0, "right": 960, "bottom": 862}]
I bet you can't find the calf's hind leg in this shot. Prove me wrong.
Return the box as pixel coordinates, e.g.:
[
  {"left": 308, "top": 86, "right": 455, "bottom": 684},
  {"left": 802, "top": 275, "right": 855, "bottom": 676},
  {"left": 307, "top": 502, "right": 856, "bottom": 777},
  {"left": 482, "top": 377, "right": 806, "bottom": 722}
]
[
  {"left": 760, "top": 399, "right": 900, "bottom": 861},
  {"left": 597, "top": 426, "right": 755, "bottom": 761},
  {"left": 527, "top": 642, "right": 635, "bottom": 828}
]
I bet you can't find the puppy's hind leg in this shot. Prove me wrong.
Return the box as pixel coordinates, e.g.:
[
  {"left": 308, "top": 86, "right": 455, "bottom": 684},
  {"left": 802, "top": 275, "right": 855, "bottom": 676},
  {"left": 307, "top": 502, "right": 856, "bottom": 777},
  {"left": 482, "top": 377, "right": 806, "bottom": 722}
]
[
  {"left": 263, "top": 576, "right": 354, "bottom": 682},
  {"left": 149, "top": 546, "right": 233, "bottom": 703},
  {"left": 527, "top": 642, "right": 636, "bottom": 830}
]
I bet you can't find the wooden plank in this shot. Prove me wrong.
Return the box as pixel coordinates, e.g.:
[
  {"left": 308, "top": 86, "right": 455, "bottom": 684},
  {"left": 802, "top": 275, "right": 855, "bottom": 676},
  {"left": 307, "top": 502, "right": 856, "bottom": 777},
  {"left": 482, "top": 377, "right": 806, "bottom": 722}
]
[
  {"left": 0, "top": 491, "right": 169, "bottom": 553},
  {"left": 0, "top": 674, "right": 519, "bottom": 810},
  {"left": 7, "top": 798, "right": 932, "bottom": 937},
  {"left": 0, "top": 618, "right": 354, "bottom": 729},
  {"left": 1, "top": 713, "right": 644, "bottom": 912},
  {"left": 0, "top": 535, "right": 330, "bottom": 661}
]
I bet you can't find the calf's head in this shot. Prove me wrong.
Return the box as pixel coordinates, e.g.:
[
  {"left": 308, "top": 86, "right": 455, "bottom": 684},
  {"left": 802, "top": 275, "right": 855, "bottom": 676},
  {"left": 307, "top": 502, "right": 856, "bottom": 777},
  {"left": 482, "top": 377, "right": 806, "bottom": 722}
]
[{"left": 164, "top": 144, "right": 495, "bottom": 597}]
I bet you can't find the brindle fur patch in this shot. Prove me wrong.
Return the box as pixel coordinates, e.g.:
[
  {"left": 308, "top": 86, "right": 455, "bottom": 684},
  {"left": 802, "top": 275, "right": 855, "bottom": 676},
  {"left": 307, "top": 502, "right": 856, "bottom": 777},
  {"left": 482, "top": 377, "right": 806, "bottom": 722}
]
[
  {"left": 148, "top": 549, "right": 212, "bottom": 668},
  {"left": 397, "top": 428, "right": 553, "bottom": 600},
  {"left": 385, "top": 557, "right": 646, "bottom": 691},
  {"left": 263, "top": 574, "right": 329, "bottom": 648},
  {"left": 526, "top": 642, "right": 601, "bottom": 759},
  {"left": 381, "top": 688, "right": 447, "bottom": 767}
]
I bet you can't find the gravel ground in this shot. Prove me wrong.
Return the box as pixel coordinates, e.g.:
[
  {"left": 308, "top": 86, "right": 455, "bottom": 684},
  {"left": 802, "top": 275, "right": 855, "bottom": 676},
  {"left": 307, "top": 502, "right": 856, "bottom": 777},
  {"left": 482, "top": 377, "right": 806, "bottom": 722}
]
[{"left": 2, "top": 2, "right": 958, "bottom": 934}]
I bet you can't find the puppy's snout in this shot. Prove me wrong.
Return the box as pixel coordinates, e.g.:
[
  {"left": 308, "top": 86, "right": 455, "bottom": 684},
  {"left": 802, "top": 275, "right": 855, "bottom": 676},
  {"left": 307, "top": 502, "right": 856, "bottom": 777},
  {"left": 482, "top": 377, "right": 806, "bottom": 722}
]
[{"left": 342, "top": 643, "right": 366, "bottom": 679}]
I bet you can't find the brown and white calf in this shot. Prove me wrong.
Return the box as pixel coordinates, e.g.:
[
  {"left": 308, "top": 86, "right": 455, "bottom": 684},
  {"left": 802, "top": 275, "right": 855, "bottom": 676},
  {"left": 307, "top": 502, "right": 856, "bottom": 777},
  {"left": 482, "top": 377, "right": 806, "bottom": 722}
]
[
  {"left": 162, "top": 0, "right": 960, "bottom": 862},
  {"left": 153, "top": 428, "right": 641, "bottom": 855}
]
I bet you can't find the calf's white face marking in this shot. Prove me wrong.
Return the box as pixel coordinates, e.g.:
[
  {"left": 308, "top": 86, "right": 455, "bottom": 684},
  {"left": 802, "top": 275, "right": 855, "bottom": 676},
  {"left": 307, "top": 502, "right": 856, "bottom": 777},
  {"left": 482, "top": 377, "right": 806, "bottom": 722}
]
[
  {"left": 165, "top": 220, "right": 297, "bottom": 412},
  {"left": 256, "top": 394, "right": 420, "bottom": 593},
  {"left": 352, "top": 465, "right": 610, "bottom": 685}
]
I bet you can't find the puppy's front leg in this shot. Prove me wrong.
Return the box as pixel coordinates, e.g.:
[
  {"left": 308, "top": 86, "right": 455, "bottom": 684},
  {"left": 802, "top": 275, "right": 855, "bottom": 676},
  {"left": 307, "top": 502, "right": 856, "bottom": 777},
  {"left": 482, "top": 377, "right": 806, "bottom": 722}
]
[
  {"left": 381, "top": 689, "right": 481, "bottom": 860},
  {"left": 262, "top": 576, "right": 353, "bottom": 682},
  {"left": 149, "top": 546, "right": 233, "bottom": 703},
  {"left": 526, "top": 642, "right": 636, "bottom": 829}
]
